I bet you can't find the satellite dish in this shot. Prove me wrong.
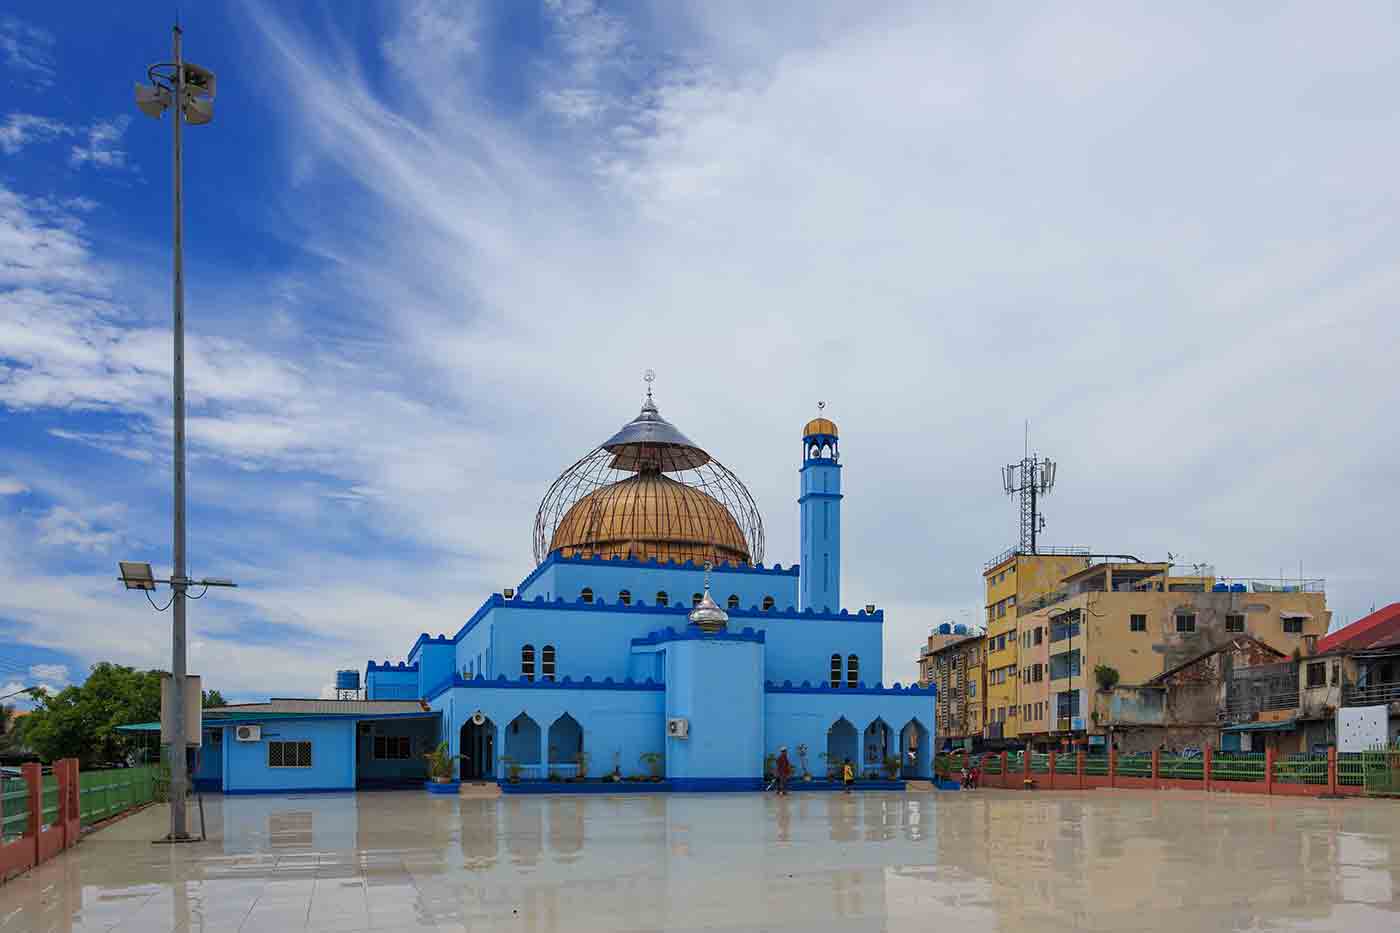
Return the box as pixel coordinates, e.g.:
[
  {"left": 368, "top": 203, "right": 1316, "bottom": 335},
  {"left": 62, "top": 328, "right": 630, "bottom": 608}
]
[{"left": 471, "top": 710, "right": 486, "bottom": 726}]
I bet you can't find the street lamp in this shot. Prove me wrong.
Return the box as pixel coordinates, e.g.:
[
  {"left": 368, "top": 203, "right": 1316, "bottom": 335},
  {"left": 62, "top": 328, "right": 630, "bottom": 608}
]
[
  {"left": 0, "top": 686, "right": 42, "bottom": 703},
  {"left": 126, "top": 26, "right": 227, "bottom": 844}
]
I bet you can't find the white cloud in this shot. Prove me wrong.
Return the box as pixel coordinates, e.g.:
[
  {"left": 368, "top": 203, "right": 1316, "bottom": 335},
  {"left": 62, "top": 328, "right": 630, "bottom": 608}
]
[
  {"left": 0, "top": 112, "right": 72, "bottom": 154},
  {"left": 35, "top": 505, "right": 122, "bottom": 553},
  {"left": 0, "top": 16, "right": 55, "bottom": 87},
  {"left": 27, "top": 663, "right": 68, "bottom": 684},
  {"left": 68, "top": 116, "right": 131, "bottom": 170},
  {"left": 0, "top": 476, "right": 26, "bottom": 495}
]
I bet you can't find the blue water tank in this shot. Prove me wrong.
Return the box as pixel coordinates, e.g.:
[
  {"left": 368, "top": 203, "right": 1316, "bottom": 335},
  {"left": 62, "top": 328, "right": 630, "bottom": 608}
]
[
  {"left": 1231, "top": 583, "right": 1247, "bottom": 593},
  {"left": 938, "top": 622, "right": 952, "bottom": 635},
  {"left": 335, "top": 669, "right": 360, "bottom": 691},
  {"left": 1213, "top": 583, "right": 1229, "bottom": 592},
  {"left": 953, "top": 624, "right": 969, "bottom": 635}
]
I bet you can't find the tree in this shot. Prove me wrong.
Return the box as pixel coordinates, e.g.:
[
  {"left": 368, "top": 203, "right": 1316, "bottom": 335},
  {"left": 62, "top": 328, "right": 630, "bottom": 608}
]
[
  {"left": 202, "top": 689, "right": 227, "bottom": 708},
  {"left": 1094, "top": 664, "right": 1121, "bottom": 692},
  {"left": 15, "top": 663, "right": 162, "bottom": 766}
]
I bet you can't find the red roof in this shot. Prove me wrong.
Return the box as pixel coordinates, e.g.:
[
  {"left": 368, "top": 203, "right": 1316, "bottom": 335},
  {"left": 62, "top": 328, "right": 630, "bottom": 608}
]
[{"left": 1315, "top": 602, "right": 1400, "bottom": 654}]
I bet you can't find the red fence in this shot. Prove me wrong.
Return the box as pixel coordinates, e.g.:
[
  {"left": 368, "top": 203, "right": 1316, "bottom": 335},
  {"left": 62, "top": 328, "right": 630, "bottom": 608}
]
[
  {"left": 1, "top": 760, "right": 81, "bottom": 883},
  {"left": 939, "top": 747, "right": 1348, "bottom": 798}
]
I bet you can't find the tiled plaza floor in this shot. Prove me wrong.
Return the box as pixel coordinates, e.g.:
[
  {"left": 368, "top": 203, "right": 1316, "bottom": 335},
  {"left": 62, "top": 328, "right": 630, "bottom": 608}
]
[{"left": 1, "top": 789, "right": 1397, "bottom": 931}]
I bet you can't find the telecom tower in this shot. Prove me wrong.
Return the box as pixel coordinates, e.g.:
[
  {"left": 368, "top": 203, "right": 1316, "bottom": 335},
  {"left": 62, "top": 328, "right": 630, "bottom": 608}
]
[{"left": 1002, "top": 429, "right": 1057, "bottom": 553}]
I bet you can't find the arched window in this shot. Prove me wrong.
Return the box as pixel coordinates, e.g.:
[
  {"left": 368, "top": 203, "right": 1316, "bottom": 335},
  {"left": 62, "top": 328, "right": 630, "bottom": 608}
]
[
  {"left": 655, "top": 591, "right": 669, "bottom": 607},
  {"left": 762, "top": 596, "right": 775, "bottom": 611},
  {"left": 521, "top": 644, "right": 536, "bottom": 682},
  {"left": 727, "top": 594, "right": 740, "bottom": 609},
  {"left": 580, "top": 587, "right": 593, "bottom": 604},
  {"left": 541, "top": 645, "right": 556, "bottom": 682},
  {"left": 618, "top": 589, "right": 632, "bottom": 606},
  {"left": 830, "top": 654, "right": 842, "bottom": 688},
  {"left": 847, "top": 655, "right": 859, "bottom": 689},
  {"left": 692, "top": 593, "right": 703, "bottom": 608}
]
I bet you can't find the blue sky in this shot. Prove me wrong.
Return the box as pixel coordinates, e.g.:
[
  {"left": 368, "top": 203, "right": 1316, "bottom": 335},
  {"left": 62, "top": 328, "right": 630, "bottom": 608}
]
[{"left": 3, "top": 2, "right": 1399, "bottom": 704}]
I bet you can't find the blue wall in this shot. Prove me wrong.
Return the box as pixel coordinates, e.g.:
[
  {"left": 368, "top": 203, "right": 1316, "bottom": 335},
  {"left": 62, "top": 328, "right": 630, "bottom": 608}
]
[
  {"left": 799, "top": 455, "right": 842, "bottom": 612},
  {"left": 764, "top": 689, "right": 933, "bottom": 779},
  {"left": 365, "top": 662, "right": 418, "bottom": 700},
  {"left": 433, "top": 682, "right": 666, "bottom": 781},
  {"left": 517, "top": 555, "right": 799, "bottom": 611},
  {"left": 223, "top": 719, "right": 358, "bottom": 794},
  {"left": 665, "top": 637, "right": 765, "bottom": 784}
]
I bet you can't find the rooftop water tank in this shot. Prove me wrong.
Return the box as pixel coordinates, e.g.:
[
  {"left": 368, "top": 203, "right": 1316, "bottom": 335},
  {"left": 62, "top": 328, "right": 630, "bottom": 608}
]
[
  {"left": 1213, "top": 583, "right": 1229, "bottom": 592},
  {"left": 938, "top": 622, "right": 952, "bottom": 635},
  {"left": 1231, "top": 583, "right": 1247, "bottom": 593},
  {"left": 335, "top": 669, "right": 360, "bottom": 691},
  {"left": 953, "top": 624, "right": 969, "bottom": 635}
]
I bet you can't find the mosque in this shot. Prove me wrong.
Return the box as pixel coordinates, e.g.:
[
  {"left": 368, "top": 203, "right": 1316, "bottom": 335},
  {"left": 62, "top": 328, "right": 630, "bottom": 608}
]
[{"left": 193, "top": 384, "right": 934, "bottom": 793}]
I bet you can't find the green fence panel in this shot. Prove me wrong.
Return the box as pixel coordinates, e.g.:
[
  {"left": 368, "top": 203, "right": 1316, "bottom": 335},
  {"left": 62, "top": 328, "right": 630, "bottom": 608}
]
[
  {"left": 1211, "top": 753, "right": 1266, "bottom": 783},
  {"left": 1116, "top": 755, "right": 1151, "bottom": 778},
  {"left": 1159, "top": 756, "right": 1203, "bottom": 781},
  {"left": 1337, "top": 752, "right": 1366, "bottom": 787},
  {"left": 1053, "top": 755, "right": 1078, "bottom": 775},
  {"left": 1029, "top": 753, "right": 1049, "bottom": 774},
  {"left": 40, "top": 773, "right": 59, "bottom": 827},
  {"left": 1084, "top": 757, "right": 1109, "bottom": 776},
  {"left": 1274, "top": 754, "right": 1327, "bottom": 785},
  {"left": 984, "top": 756, "right": 1002, "bottom": 775},
  {"left": 77, "top": 766, "right": 160, "bottom": 825},
  {"left": 1, "top": 777, "right": 30, "bottom": 842},
  {"left": 1362, "top": 751, "right": 1400, "bottom": 796}
]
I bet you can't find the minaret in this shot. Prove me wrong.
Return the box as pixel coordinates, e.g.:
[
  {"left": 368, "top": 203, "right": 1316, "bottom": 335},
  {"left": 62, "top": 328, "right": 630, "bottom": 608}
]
[{"left": 799, "top": 405, "right": 842, "bottom": 612}]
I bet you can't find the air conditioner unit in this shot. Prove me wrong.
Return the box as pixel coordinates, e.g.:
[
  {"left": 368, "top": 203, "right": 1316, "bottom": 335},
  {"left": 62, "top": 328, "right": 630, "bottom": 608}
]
[
  {"left": 235, "top": 725, "right": 262, "bottom": 742},
  {"left": 666, "top": 717, "right": 689, "bottom": 738}
]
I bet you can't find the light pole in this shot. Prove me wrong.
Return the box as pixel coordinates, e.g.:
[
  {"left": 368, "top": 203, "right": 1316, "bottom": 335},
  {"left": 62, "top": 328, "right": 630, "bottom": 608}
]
[{"left": 129, "top": 26, "right": 221, "bottom": 843}]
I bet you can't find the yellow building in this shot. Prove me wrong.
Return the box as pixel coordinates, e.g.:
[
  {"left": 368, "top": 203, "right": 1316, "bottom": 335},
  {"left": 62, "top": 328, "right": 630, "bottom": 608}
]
[
  {"left": 921, "top": 630, "right": 984, "bottom": 747},
  {"left": 981, "top": 548, "right": 1091, "bottom": 743},
  {"left": 1016, "top": 561, "right": 1330, "bottom": 748}
]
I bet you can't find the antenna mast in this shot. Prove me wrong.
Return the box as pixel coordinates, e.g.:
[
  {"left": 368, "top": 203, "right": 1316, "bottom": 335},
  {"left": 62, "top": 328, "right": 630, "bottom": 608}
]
[{"left": 1002, "top": 425, "right": 1057, "bottom": 554}]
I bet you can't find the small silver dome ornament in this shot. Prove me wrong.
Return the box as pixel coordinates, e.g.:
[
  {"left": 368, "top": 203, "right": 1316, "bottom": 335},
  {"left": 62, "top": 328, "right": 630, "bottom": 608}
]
[{"left": 688, "top": 561, "right": 729, "bottom": 633}]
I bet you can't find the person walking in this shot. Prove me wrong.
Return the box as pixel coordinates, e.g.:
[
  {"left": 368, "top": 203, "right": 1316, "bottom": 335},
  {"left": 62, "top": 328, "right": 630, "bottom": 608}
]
[
  {"left": 775, "top": 746, "right": 793, "bottom": 796},
  {"left": 842, "top": 757, "right": 855, "bottom": 793}
]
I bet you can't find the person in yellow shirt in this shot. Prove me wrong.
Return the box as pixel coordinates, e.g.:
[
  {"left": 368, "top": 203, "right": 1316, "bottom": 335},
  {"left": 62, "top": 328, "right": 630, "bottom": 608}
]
[{"left": 842, "top": 758, "right": 854, "bottom": 793}]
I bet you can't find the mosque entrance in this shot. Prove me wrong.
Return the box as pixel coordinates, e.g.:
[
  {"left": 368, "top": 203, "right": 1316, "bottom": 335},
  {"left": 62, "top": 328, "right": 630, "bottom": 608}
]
[{"left": 460, "top": 717, "right": 496, "bottom": 781}]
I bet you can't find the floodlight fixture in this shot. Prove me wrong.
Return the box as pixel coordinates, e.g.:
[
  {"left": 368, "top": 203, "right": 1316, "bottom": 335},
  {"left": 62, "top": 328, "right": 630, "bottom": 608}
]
[
  {"left": 183, "top": 96, "right": 213, "bottom": 125},
  {"left": 119, "top": 561, "right": 157, "bottom": 590}
]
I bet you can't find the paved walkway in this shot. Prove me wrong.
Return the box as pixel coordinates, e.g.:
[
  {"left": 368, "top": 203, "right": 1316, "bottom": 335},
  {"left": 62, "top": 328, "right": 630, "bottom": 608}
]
[{"left": 1, "top": 789, "right": 1397, "bottom": 931}]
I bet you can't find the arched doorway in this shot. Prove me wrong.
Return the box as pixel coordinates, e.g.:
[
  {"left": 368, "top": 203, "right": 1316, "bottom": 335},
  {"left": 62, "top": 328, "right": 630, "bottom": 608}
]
[
  {"left": 864, "top": 717, "right": 892, "bottom": 776},
  {"left": 900, "top": 719, "right": 930, "bottom": 778},
  {"left": 548, "top": 713, "right": 584, "bottom": 777},
  {"left": 826, "top": 717, "right": 858, "bottom": 778},
  {"left": 460, "top": 715, "right": 495, "bottom": 781}
]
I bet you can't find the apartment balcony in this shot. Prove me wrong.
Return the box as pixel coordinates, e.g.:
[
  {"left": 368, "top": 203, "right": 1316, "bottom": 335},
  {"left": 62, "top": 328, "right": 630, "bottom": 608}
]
[
  {"left": 1221, "top": 692, "right": 1299, "bottom": 724},
  {"left": 1343, "top": 683, "right": 1400, "bottom": 707}
]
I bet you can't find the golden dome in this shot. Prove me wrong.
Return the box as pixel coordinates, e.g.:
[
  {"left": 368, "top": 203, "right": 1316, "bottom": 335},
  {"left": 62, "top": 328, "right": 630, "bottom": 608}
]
[
  {"left": 803, "top": 417, "right": 838, "bottom": 438},
  {"left": 549, "top": 472, "right": 751, "bottom": 566}
]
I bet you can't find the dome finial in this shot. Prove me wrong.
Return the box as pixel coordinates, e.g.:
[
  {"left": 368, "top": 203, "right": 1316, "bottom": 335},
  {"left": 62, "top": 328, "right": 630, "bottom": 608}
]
[{"left": 689, "top": 559, "right": 729, "bottom": 633}]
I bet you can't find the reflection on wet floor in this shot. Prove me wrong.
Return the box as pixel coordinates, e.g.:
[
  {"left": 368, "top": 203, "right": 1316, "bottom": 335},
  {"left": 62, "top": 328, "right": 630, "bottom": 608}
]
[{"left": 0, "top": 789, "right": 1396, "bottom": 932}]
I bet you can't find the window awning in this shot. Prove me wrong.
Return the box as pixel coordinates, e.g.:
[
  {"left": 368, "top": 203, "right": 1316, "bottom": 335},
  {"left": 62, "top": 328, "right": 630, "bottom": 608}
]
[
  {"left": 1280, "top": 611, "right": 1313, "bottom": 620},
  {"left": 1222, "top": 719, "right": 1297, "bottom": 733}
]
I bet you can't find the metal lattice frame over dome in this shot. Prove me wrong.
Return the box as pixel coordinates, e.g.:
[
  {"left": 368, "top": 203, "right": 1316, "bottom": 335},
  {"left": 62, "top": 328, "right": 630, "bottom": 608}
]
[{"left": 533, "top": 385, "right": 765, "bottom": 567}]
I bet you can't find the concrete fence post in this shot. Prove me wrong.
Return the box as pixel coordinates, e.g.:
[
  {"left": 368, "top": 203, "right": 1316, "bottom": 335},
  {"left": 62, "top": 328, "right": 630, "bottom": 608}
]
[
  {"left": 1048, "top": 750, "right": 1057, "bottom": 789},
  {"left": 1001, "top": 751, "right": 1009, "bottom": 789},
  {"left": 1024, "top": 747, "right": 1032, "bottom": 784},
  {"left": 1265, "top": 748, "right": 1275, "bottom": 796},
  {"left": 1077, "top": 751, "right": 1085, "bottom": 789},
  {"left": 1203, "top": 746, "right": 1213, "bottom": 794},
  {"left": 1109, "top": 748, "right": 1117, "bottom": 788},
  {"left": 23, "top": 761, "right": 41, "bottom": 860},
  {"left": 1327, "top": 747, "right": 1338, "bottom": 796},
  {"left": 1151, "top": 748, "right": 1160, "bottom": 789}
]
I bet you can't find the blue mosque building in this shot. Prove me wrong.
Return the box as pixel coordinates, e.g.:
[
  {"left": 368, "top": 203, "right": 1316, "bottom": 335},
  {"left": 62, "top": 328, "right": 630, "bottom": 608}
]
[{"left": 196, "top": 388, "right": 933, "bottom": 793}]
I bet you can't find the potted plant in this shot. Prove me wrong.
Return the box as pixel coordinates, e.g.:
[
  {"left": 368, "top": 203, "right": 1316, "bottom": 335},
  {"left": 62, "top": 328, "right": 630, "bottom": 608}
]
[
  {"left": 764, "top": 753, "right": 777, "bottom": 782},
  {"left": 797, "top": 744, "right": 812, "bottom": 781},
  {"left": 423, "top": 741, "right": 461, "bottom": 794},
  {"left": 640, "top": 751, "right": 664, "bottom": 781},
  {"left": 1094, "top": 664, "right": 1120, "bottom": 692},
  {"left": 575, "top": 751, "right": 589, "bottom": 781},
  {"left": 883, "top": 754, "right": 901, "bottom": 779},
  {"left": 502, "top": 756, "right": 522, "bottom": 783}
]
